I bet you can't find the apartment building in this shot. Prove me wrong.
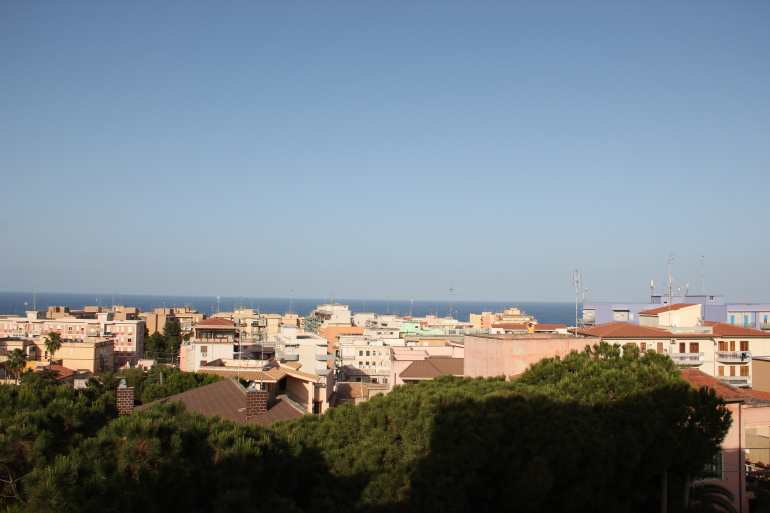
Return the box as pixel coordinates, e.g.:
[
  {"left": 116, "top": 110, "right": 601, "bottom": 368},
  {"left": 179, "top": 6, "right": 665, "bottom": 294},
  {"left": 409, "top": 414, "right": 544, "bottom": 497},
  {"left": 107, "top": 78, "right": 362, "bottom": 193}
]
[
  {"left": 180, "top": 318, "right": 240, "bottom": 372},
  {"left": 140, "top": 306, "right": 205, "bottom": 335},
  {"left": 0, "top": 310, "right": 144, "bottom": 367}
]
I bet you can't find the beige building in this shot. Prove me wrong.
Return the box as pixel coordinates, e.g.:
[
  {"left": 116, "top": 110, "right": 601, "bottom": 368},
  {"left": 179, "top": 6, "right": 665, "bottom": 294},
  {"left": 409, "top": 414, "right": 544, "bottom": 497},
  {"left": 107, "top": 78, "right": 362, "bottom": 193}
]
[
  {"left": 0, "top": 337, "right": 114, "bottom": 373},
  {"left": 140, "top": 306, "right": 205, "bottom": 335},
  {"left": 0, "top": 310, "right": 144, "bottom": 367}
]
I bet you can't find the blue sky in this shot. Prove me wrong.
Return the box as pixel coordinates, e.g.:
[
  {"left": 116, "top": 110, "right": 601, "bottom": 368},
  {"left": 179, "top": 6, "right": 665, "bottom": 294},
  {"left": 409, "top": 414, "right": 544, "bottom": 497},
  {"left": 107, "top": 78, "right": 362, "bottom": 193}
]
[{"left": 1, "top": 1, "right": 768, "bottom": 303}]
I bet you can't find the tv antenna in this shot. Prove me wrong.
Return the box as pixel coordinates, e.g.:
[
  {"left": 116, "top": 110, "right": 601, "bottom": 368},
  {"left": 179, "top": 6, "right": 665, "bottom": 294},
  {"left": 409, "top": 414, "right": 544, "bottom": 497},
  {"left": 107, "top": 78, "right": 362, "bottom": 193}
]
[
  {"left": 573, "top": 270, "right": 581, "bottom": 334},
  {"left": 667, "top": 254, "right": 675, "bottom": 302},
  {"left": 216, "top": 296, "right": 221, "bottom": 314},
  {"left": 287, "top": 290, "right": 294, "bottom": 315},
  {"left": 448, "top": 284, "right": 456, "bottom": 319},
  {"left": 701, "top": 255, "right": 706, "bottom": 293},
  {"left": 32, "top": 288, "right": 37, "bottom": 311}
]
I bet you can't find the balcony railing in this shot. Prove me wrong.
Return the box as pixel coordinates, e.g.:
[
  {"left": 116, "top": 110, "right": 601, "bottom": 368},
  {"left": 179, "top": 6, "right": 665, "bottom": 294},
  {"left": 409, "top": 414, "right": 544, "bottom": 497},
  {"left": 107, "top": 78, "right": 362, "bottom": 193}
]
[
  {"left": 719, "top": 375, "right": 751, "bottom": 387},
  {"left": 715, "top": 351, "right": 751, "bottom": 363},
  {"left": 668, "top": 353, "right": 704, "bottom": 366},
  {"left": 761, "top": 323, "right": 770, "bottom": 330},
  {"left": 579, "top": 318, "right": 596, "bottom": 325}
]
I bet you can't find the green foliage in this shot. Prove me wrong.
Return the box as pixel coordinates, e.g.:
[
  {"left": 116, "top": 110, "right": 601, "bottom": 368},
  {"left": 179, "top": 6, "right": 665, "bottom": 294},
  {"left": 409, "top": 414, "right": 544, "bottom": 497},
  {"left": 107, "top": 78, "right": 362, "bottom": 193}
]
[
  {"left": 44, "top": 332, "right": 62, "bottom": 361},
  {"left": 5, "top": 348, "right": 27, "bottom": 383},
  {"left": 0, "top": 343, "right": 732, "bottom": 513}
]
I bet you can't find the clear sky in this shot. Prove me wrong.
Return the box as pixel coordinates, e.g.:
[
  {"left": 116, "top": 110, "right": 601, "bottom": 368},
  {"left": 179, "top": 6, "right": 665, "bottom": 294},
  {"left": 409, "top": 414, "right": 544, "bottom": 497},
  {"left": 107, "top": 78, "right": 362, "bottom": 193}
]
[{"left": 1, "top": 1, "right": 768, "bottom": 303}]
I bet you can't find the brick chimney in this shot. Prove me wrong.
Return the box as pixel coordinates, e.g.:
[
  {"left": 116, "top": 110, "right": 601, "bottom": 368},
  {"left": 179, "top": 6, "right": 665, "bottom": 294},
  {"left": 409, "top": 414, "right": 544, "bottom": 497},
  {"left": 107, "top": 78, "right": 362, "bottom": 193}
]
[
  {"left": 116, "top": 379, "right": 135, "bottom": 416},
  {"left": 245, "top": 384, "right": 267, "bottom": 418}
]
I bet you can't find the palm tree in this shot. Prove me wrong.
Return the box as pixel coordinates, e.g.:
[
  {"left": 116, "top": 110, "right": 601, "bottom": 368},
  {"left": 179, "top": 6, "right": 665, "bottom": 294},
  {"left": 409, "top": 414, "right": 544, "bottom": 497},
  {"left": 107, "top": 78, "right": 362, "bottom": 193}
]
[
  {"left": 686, "top": 481, "right": 738, "bottom": 513},
  {"left": 5, "top": 348, "right": 27, "bottom": 385},
  {"left": 44, "top": 332, "right": 63, "bottom": 363}
]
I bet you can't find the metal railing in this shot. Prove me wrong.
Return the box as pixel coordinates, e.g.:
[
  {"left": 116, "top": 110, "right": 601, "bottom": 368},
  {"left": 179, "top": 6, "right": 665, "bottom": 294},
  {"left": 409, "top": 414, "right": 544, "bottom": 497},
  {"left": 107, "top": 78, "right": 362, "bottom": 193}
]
[
  {"left": 715, "top": 351, "right": 751, "bottom": 362},
  {"left": 668, "top": 353, "right": 704, "bottom": 365}
]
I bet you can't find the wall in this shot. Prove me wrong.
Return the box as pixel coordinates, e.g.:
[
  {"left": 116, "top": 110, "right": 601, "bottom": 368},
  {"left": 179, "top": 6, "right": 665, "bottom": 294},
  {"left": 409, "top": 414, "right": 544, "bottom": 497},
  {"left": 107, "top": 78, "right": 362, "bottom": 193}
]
[{"left": 464, "top": 334, "right": 584, "bottom": 379}]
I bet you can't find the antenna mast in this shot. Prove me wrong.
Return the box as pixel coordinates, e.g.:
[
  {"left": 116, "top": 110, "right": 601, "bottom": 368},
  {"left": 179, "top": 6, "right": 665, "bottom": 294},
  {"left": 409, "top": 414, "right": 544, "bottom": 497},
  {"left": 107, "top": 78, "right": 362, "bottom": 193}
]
[
  {"left": 288, "top": 290, "right": 294, "bottom": 315},
  {"left": 448, "top": 284, "right": 456, "bottom": 319},
  {"left": 573, "top": 270, "right": 581, "bottom": 335},
  {"left": 667, "top": 254, "right": 675, "bottom": 303},
  {"left": 701, "top": 255, "right": 706, "bottom": 293}
]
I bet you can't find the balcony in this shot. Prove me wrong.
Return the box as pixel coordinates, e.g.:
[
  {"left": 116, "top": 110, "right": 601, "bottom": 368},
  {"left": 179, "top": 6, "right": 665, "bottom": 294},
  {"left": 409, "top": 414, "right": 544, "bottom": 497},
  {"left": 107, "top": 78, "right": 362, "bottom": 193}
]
[
  {"left": 719, "top": 375, "right": 751, "bottom": 387},
  {"left": 761, "top": 323, "right": 770, "bottom": 330},
  {"left": 715, "top": 351, "right": 751, "bottom": 363},
  {"left": 668, "top": 353, "right": 704, "bottom": 366},
  {"left": 579, "top": 318, "right": 596, "bottom": 325}
]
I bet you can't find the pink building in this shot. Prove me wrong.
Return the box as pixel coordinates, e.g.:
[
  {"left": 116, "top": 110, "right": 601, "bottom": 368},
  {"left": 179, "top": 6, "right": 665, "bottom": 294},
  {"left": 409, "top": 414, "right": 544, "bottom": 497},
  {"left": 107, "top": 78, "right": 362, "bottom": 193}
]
[{"left": 464, "top": 333, "right": 584, "bottom": 379}]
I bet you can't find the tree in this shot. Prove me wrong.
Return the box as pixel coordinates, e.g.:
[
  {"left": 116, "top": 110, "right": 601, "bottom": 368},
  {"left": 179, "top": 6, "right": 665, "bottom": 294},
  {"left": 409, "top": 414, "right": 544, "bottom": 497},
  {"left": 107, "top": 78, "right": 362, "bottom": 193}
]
[
  {"left": 686, "top": 481, "right": 738, "bottom": 513},
  {"left": 162, "top": 321, "right": 183, "bottom": 357},
  {"left": 5, "top": 348, "right": 27, "bottom": 385},
  {"left": 44, "top": 332, "right": 63, "bottom": 362}
]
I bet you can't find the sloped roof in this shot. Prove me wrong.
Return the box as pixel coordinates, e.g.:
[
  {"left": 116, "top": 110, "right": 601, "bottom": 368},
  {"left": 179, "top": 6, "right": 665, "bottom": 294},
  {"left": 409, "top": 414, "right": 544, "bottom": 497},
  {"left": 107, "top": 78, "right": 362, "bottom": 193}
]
[
  {"left": 193, "top": 318, "right": 236, "bottom": 328},
  {"left": 704, "top": 322, "right": 769, "bottom": 337},
  {"left": 492, "top": 324, "right": 566, "bottom": 331},
  {"left": 197, "top": 363, "right": 321, "bottom": 383},
  {"left": 679, "top": 369, "right": 750, "bottom": 401},
  {"left": 639, "top": 304, "right": 699, "bottom": 315},
  {"left": 571, "top": 322, "right": 707, "bottom": 339},
  {"left": 135, "top": 378, "right": 303, "bottom": 425},
  {"left": 400, "top": 357, "right": 464, "bottom": 380}
]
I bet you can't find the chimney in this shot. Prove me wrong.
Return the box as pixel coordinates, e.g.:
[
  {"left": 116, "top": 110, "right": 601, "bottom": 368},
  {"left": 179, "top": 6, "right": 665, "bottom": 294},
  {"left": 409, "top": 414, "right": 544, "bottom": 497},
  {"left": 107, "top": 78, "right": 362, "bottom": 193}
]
[
  {"left": 245, "top": 384, "right": 267, "bottom": 418},
  {"left": 116, "top": 379, "right": 135, "bottom": 416}
]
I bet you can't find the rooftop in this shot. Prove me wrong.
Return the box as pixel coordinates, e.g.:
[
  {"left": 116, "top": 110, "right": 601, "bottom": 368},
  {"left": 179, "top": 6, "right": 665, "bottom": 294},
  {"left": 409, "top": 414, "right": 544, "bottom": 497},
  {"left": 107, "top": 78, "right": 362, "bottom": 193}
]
[{"left": 639, "top": 303, "right": 699, "bottom": 315}]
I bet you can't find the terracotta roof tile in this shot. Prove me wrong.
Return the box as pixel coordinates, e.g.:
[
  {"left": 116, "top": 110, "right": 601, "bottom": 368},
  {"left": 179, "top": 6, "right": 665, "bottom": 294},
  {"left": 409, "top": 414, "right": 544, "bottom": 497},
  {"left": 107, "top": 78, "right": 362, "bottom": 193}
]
[
  {"left": 680, "top": 369, "right": 751, "bottom": 401},
  {"left": 193, "top": 318, "right": 236, "bottom": 327},
  {"left": 704, "top": 322, "right": 769, "bottom": 337},
  {"left": 639, "top": 304, "right": 699, "bottom": 315},
  {"left": 571, "top": 322, "right": 707, "bottom": 339},
  {"left": 492, "top": 323, "right": 566, "bottom": 330},
  {"left": 749, "top": 390, "right": 770, "bottom": 402}
]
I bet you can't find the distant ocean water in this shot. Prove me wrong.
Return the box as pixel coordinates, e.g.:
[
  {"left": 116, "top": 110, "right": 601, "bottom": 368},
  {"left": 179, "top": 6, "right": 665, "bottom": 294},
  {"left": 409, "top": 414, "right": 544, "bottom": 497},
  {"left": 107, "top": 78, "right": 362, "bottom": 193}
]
[{"left": 0, "top": 291, "right": 581, "bottom": 326}]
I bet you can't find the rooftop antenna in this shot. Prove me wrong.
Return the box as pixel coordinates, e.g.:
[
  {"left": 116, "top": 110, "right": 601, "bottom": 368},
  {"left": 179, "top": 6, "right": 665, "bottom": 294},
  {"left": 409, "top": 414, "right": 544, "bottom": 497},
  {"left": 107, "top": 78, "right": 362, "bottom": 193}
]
[
  {"left": 32, "top": 288, "right": 37, "bottom": 311},
  {"left": 573, "top": 270, "right": 581, "bottom": 335},
  {"left": 583, "top": 287, "right": 588, "bottom": 304},
  {"left": 667, "top": 253, "right": 675, "bottom": 303},
  {"left": 650, "top": 280, "right": 655, "bottom": 299},
  {"left": 216, "top": 296, "right": 221, "bottom": 314},
  {"left": 410, "top": 299, "right": 413, "bottom": 318},
  {"left": 685, "top": 283, "right": 690, "bottom": 296},
  {"left": 701, "top": 255, "right": 706, "bottom": 293},
  {"left": 112, "top": 290, "right": 117, "bottom": 309},
  {"left": 287, "top": 290, "right": 294, "bottom": 315},
  {"left": 448, "top": 284, "right": 456, "bottom": 319}
]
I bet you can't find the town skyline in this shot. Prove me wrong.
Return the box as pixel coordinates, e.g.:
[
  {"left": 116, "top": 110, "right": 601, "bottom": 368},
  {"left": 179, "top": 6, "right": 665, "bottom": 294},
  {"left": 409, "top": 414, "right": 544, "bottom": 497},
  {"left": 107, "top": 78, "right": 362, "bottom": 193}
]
[{"left": 2, "top": 2, "right": 768, "bottom": 303}]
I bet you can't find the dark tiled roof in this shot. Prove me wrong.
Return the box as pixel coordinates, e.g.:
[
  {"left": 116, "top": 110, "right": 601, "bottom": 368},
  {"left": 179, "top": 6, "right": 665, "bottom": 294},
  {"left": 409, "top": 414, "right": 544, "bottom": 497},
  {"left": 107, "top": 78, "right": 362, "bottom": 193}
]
[
  {"left": 639, "top": 304, "right": 698, "bottom": 315},
  {"left": 680, "top": 369, "right": 750, "bottom": 401},
  {"left": 400, "top": 357, "right": 464, "bottom": 379},
  {"left": 704, "top": 322, "right": 769, "bottom": 337},
  {"left": 135, "top": 378, "right": 303, "bottom": 425}
]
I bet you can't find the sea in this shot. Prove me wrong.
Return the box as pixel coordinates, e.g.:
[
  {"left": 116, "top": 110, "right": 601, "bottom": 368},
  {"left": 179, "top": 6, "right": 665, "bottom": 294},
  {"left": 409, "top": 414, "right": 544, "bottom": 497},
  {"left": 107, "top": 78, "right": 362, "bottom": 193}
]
[{"left": 0, "top": 291, "right": 581, "bottom": 327}]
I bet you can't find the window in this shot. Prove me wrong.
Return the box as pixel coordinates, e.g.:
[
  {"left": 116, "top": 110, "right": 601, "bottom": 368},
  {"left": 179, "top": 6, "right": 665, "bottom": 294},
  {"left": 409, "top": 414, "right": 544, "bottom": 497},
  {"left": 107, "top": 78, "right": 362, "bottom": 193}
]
[
  {"left": 730, "top": 341, "right": 735, "bottom": 351},
  {"left": 640, "top": 343, "right": 647, "bottom": 353},
  {"left": 703, "top": 451, "right": 723, "bottom": 479},
  {"left": 689, "top": 343, "right": 700, "bottom": 354},
  {"left": 718, "top": 341, "right": 728, "bottom": 351},
  {"left": 359, "top": 350, "right": 363, "bottom": 356},
  {"left": 709, "top": 296, "right": 715, "bottom": 301},
  {"left": 359, "top": 361, "right": 363, "bottom": 366},
  {"left": 679, "top": 342, "right": 686, "bottom": 353},
  {"left": 366, "top": 362, "right": 370, "bottom": 366},
  {"left": 366, "top": 351, "right": 370, "bottom": 356},
  {"left": 718, "top": 366, "right": 724, "bottom": 376},
  {"left": 201, "top": 361, "right": 207, "bottom": 366},
  {"left": 657, "top": 342, "right": 663, "bottom": 353},
  {"left": 730, "top": 366, "right": 736, "bottom": 376},
  {"left": 740, "top": 341, "right": 749, "bottom": 351},
  {"left": 127, "top": 338, "right": 131, "bottom": 343},
  {"left": 741, "top": 366, "right": 749, "bottom": 377}
]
